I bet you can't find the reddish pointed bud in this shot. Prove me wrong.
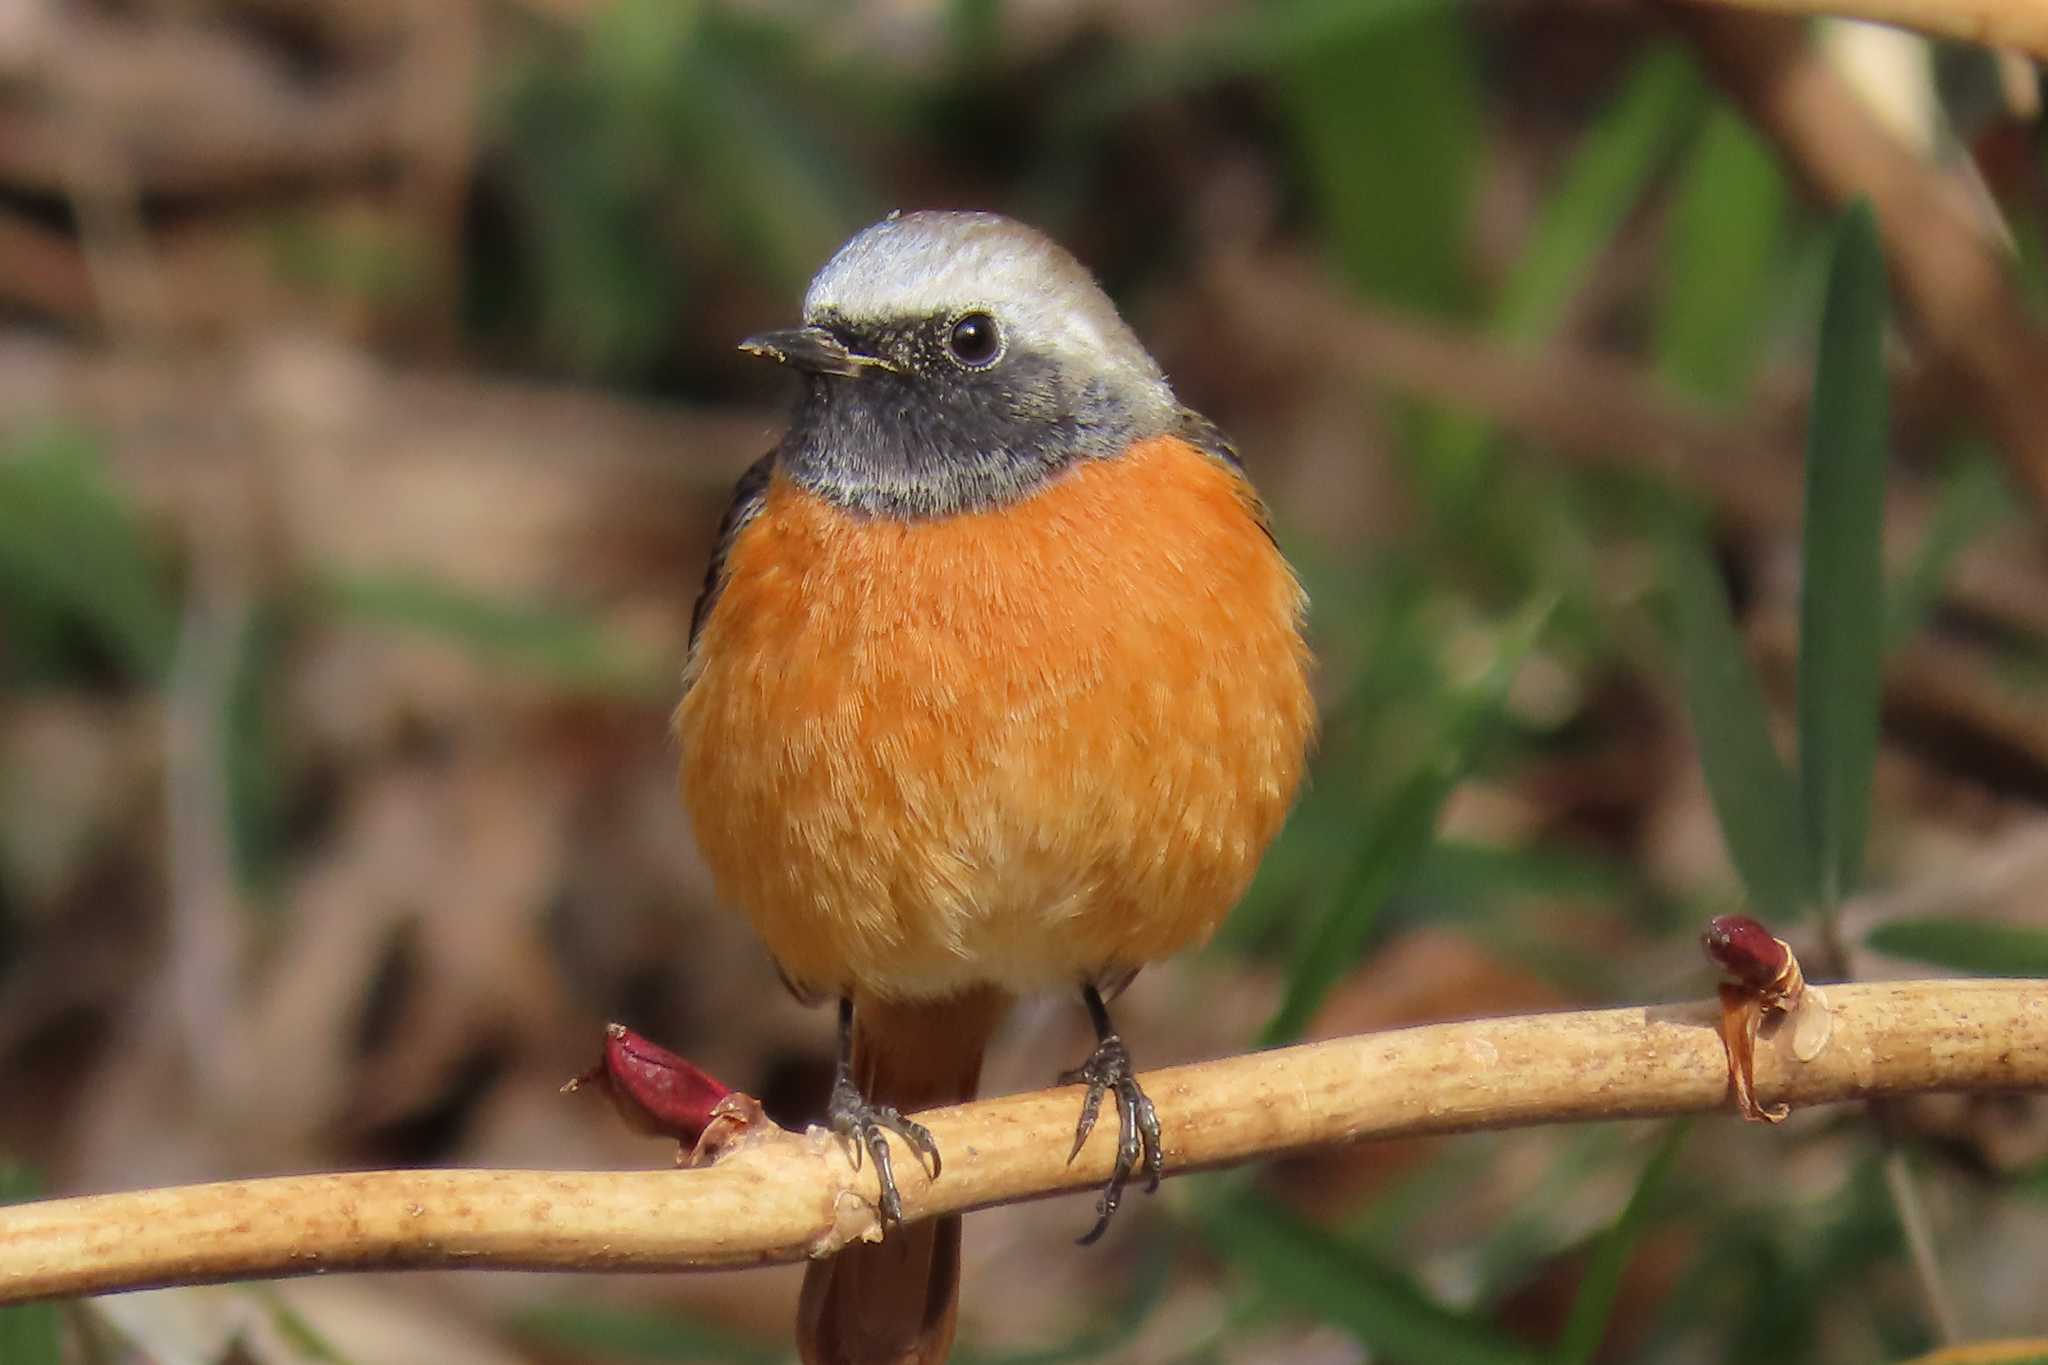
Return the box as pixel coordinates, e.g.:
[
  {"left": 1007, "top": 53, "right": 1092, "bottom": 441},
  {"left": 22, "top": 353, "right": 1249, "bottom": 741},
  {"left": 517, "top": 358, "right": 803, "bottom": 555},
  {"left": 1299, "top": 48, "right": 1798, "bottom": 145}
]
[
  {"left": 1703, "top": 914, "right": 1824, "bottom": 1124},
  {"left": 564, "top": 1023, "right": 736, "bottom": 1146},
  {"left": 1701, "top": 914, "right": 1790, "bottom": 989}
]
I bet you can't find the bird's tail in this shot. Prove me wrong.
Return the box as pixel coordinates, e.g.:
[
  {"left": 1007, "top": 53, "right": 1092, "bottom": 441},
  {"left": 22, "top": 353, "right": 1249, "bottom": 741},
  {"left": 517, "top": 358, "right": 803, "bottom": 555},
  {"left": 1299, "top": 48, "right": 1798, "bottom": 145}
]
[{"left": 797, "top": 986, "right": 1009, "bottom": 1365}]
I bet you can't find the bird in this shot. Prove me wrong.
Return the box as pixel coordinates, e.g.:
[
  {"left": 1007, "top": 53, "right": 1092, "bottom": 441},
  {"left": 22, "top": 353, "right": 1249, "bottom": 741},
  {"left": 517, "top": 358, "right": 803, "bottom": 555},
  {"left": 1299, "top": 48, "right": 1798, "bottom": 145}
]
[{"left": 674, "top": 210, "right": 1314, "bottom": 1365}]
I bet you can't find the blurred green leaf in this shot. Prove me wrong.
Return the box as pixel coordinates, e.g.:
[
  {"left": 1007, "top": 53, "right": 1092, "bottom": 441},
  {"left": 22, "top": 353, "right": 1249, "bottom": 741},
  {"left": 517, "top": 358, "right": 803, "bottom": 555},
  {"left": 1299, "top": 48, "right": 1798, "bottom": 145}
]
[
  {"left": 955, "top": 1240, "right": 1175, "bottom": 1364},
  {"left": 1885, "top": 450, "right": 2016, "bottom": 652},
  {"left": 1259, "top": 757, "right": 1458, "bottom": 1045},
  {"left": 1282, "top": 2, "right": 1480, "bottom": 316},
  {"left": 1552, "top": 1122, "right": 1691, "bottom": 1365},
  {"left": 1217, "top": 550, "right": 1443, "bottom": 954},
  {"left": 1666, "top": 1152, "right": 1903, "bottom": 1361},
  {"left": 661, "top": 11, "right": 876, "bottom": 283},
  {"left": 1797, "top": 201, "right": 1889, "bottom": 908},
  {"left": 1350, "top": 1134, "right": 1522, "bottom": 1255},
  {"left": 1058, "top": 0, "right": 1455, "bottom": 135},
  {"left": 2012, "top": 149, "right": 2048, "bottom": 320},
  {"left": 271, "top": 214, "right": 427, "bottom": 308},
  {"left": 0, "top": 1165, "right": 60, "bottom": 1365},
  {"left": 499, "top": 101, "right": 691, "bottom": 373},
  {"left": 1656, "top": 105, "right": 1787, "bottom": 401},
  {"left": 517, "top": 1303, "right": 781, "bottom": 1363},
  {"left": 1459, "top": 1127, "right": 1636, "bottom": 1302},
  {"left": 948, "top": 0, "right": 1002, "bottom": 67},
  {"left": 1663, "top": 527, "right": 1812, "bottom": 918},
  {"left": 1864, "top": 918, "right": 2048, "bottom": 976},
  {"left": 315, "top": 572, "right": 667, "bottom": 699},
  {"left": 492, "top": 0, "right": 872, "bottom": 374},
  {"left": 1425, "top": 45, "right": 1703, "bottom": 492},
  {"left": 1198, "top": 1188, "right": 1541, "bottom": 1365},
  {"left": 253, "top": 1286, "right": 353, "bottom": 1364},
  {"left": 1408, "top": 840, "right": 1635, "bottom": 911},
  {"left": 0, "top": 427, "right": 176, "bottom": 683},
  {"left": 224, "top": 605, "right": 294, "bottom": 900},
  {"left": 1261, "top": 596, "right": 1553, "bottom": 1045},
  {"left": 1497, "top": 46, "right": 1703, "bottom": 343},
  {"left": 0, "top": 1290, "right": 57, "bottom": 1361}
]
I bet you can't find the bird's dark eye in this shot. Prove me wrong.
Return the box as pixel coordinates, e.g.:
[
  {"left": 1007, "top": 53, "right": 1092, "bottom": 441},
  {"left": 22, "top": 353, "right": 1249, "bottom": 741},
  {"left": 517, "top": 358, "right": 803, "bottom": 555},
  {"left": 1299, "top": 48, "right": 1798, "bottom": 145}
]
[{"left": 947, "top": 312, "right": 1002, "bottom": 368}]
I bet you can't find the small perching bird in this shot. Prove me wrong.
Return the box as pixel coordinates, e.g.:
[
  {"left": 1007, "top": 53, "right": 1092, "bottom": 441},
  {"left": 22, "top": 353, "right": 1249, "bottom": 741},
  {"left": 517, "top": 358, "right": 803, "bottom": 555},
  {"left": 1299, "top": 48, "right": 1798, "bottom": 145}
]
[{"left": 675, "top": 210, "right": 1314, "bottom": 1365}]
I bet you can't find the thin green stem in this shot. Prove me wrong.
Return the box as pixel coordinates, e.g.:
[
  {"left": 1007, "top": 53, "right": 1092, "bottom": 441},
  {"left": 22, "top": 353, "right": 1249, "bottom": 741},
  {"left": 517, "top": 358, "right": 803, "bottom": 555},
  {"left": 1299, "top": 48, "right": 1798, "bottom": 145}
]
[{"left": 1881, "top": 1128, "right": 1961, "bottom": 1345}]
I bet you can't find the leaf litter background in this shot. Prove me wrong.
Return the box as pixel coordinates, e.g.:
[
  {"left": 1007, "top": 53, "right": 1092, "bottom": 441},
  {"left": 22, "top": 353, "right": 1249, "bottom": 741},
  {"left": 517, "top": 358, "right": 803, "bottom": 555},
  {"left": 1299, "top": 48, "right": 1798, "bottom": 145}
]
[{"left": 3, "top": 1, "right": 2048, "bottom": 1362}]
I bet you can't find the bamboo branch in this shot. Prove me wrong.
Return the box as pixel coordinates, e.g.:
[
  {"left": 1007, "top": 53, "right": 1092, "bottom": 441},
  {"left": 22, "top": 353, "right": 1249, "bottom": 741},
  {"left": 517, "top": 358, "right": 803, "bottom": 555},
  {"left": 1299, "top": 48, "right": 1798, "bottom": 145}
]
[
  {"left": 2, "top": 979, "right": 2042, "bottom": 1305},
  {"left": 1671, "top": 0, "right": 2048, "bottom": 61}
]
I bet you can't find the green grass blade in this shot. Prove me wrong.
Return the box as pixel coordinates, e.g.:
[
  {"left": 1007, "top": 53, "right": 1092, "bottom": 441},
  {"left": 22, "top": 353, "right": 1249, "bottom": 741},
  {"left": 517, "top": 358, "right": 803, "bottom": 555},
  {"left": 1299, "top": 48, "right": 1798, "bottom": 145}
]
[
  {"left": 1198, "top": 1190, "right": 1542, "bottom": 1365},
  {"left": 1885, "top": 450, "right": 2015, "bottom": 652},
  {"left": 0, "top": 1288, "right": 57, "bottom": 1362},
  {"left": 1495, "top": 45, "right": 1703, "bottom": 344},
  {"left": 1655, "top": 106, "right": 1787, "bottom": 401},
  {"left": 252, "top": 1286, "right": 354, "bottom": 1364},
  {"left": 1261, "top": 597, "right": 1553, "bottom": 1046},
  {"left": 1552, "top": 1122, "right": 1692, "bottom": 1365},
  {"left": 314, "top": 572, "right": 667, "bottom": 699},
  {"left": 1424, "top": 45, "right": 1702, "bottom": 490},
  {"left": 1864, "top": 918, "right": 2048, "bottom": 976},
  {"left": 1053, "top": 0, "right": 1456, "bottom": 136},
  {"left": 0, "top": 428, "right": 176, "bottom": 683},
  {"left": 1281, "top": 3, "right": 1480, "bottom": 316},
  {"left": 1213, "top": 548, "right": 1440, "bottom": 954},
  {"left": 947, "top": 0, "right": 1002, "bottom": 67},
  {"left": 490, "top": 1, "right": 873, "bottom": 374},
  {"left": 1410, "top": 840, "right": 1634, "bottom": 910},
  {"left": 1663, "top": 527, "right": 1812, "bottom": 918},
  {"left": 224, "top": 605, "right": 293, "bottom": 899},
  {"left": 1797, "top": 201, "right": 1890, "bottom": 908},
  {"left": 1259, "top": 754, "right": 1460, "bottom": 1046}
]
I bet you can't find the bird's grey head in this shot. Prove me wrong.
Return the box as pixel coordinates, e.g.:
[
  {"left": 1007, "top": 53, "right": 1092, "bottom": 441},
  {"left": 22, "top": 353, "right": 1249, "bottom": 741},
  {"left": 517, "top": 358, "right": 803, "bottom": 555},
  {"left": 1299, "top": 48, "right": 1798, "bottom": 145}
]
[{"left": 742, "top": 211, "right": 1182, "bottom": 518}]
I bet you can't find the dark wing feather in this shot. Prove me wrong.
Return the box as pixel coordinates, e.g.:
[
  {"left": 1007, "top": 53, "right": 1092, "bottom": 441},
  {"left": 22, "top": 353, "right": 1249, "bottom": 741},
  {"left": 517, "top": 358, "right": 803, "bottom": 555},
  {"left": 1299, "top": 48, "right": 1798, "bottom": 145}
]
[
  {"left": 687, "top": 451, "right": 776, "bottom": 662},
  {"left": 1176, "top": 409, "right": 1246, "bottom": 471},
  {"left": 1176, "top": 408, "right": 1277, "bottom": 543}
]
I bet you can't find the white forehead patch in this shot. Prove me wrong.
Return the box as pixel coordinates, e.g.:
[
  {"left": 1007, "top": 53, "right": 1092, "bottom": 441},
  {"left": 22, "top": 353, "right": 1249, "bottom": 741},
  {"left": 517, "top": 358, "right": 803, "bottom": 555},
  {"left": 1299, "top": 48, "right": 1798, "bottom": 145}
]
[{"left": 801, "top": 211, "right": 1167, "bottom": 388}]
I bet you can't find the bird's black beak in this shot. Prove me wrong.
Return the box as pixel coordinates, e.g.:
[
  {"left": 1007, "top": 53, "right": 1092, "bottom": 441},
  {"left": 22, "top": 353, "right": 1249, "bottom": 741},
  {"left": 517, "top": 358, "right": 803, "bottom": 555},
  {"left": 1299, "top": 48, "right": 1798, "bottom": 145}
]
[{"left": 739, "top": 326, "right": 884, "bottom": 378}]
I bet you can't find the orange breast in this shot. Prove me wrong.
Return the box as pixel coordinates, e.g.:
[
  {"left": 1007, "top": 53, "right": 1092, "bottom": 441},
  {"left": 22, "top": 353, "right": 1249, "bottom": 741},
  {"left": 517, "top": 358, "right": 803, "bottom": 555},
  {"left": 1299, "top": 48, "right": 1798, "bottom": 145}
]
[{"left": 674, "top": 435, "right": 1314, "bottom": 1001}]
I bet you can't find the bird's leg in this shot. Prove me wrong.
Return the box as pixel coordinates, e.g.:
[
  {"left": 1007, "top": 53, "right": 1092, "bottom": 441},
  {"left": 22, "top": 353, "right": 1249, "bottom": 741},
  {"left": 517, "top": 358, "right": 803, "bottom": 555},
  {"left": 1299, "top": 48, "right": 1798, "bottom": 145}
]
[
  {"left": 1060, "top": 983, "right": 1164, "bottom": 1245},
  {"left": 824, "top": 996, "right": 941, "bottom": 1228}
]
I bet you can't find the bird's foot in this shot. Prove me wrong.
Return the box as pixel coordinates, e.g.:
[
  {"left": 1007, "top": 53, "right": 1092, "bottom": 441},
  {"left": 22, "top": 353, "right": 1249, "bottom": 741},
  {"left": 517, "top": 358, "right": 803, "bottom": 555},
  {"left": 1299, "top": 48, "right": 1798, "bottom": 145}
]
[
  {"left": 827, "top": 1071, "right": 941, "bottom": 1228},
  {"left": 1060, "top": 1032, "right": 1163, "bottom": 1245}
]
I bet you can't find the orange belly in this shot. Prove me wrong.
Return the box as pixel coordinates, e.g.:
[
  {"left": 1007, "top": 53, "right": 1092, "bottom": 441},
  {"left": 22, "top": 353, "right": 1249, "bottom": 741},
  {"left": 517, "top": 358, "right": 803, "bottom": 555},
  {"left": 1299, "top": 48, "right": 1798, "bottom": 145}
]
[{"left": 675, "top": 435, "right": 1314, "bottom": 1001}]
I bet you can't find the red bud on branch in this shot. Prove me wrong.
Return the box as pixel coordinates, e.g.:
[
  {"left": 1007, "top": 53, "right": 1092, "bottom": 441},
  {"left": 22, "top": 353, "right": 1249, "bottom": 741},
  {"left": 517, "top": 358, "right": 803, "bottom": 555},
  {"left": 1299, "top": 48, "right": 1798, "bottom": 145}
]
[
  {"left": 564, "top": 1024, "right": 770, "bottom": 1166},
  {"left": 1702, "top": 914, "right": 1791, "bottom": 990},
  {"left": 1701, "top": 915, "right": 1832, "bottom": 1123}
]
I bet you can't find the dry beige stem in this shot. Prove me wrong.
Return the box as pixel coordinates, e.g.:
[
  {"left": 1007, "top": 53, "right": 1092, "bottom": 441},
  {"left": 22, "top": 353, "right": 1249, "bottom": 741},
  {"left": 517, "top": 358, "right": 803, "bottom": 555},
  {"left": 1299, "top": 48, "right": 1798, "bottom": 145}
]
[
  {"left": 1673, "top": 7, "right": 2048, "bottom": 520},
  {"left": 1201, "top": 253, "right": 1792, "bottom": 530},
  {"left": 1673, "top": 0, "right": 2048, "bottom": 60},
  {"left": 1, "top": 978, "right": 2042, "bottom": 1305}
]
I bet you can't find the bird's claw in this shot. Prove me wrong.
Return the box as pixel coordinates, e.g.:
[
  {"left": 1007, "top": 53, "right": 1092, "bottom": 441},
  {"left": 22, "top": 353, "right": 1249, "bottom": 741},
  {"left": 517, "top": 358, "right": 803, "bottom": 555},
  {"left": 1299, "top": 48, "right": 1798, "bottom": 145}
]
[
  {"left": 1060, "top": 1032, "right": 1163, "bottom": 1245},
  {"left": 827, "top": 1072, "right": 940, "bottom": 1228}
]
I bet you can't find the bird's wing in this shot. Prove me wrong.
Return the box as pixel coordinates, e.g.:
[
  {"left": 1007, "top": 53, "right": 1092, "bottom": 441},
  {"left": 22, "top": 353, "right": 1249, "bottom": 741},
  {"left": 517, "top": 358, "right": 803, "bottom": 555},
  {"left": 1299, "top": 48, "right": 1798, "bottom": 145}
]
[
  {"left": 686, "top": 450, "right": 777, "bottom": 669},
  {"left": 1177, "top": 408, "right": 1277, "bottom": 543}
]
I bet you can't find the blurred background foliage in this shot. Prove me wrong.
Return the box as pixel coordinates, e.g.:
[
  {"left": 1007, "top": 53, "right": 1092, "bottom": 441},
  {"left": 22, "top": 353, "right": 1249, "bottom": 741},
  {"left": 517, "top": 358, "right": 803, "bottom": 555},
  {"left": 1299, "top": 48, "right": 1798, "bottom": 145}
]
[{"left": 3, "top": 0, "right": 2048, "bottom": 1361}]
